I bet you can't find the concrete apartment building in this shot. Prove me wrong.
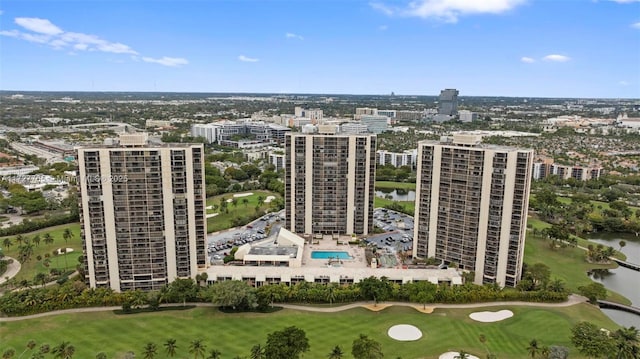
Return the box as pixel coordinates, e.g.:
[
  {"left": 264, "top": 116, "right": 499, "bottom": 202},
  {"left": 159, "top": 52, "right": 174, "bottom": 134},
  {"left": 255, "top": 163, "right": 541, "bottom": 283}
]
[
  {"left": 413, "top": 134, "right": 533, "bottom": 287},
  {"left": 284, "top": 127, "right": 376, "bottom": 236},
  {"left": 77, "top": 133, "right": 207, "bottom": 292}
]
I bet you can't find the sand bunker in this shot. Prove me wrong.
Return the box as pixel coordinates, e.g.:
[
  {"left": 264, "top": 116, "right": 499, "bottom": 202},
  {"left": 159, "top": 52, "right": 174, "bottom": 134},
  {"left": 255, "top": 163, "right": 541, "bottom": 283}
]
[
  {"left": 439, "top": 352, "right": 480, "bottom": 359},
  {"left": 206, "top": 213, "right": 219, "bottom": 218},
  {"left": 387, "top": 324, "right": 423, "bottom": 341},
  {"left": 263, "top": 195, "right": 276, "bottom": 203},
  {"left": 469, "top": 309, "right": 513, "bottom": 323},
  {"left": 233, "top": 192, "right": 254, "bottom": 198}
]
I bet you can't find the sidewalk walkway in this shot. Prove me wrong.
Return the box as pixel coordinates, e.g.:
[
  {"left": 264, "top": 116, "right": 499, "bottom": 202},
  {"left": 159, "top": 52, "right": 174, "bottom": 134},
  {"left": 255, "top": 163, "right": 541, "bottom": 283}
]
[
  {"left": 0, "top": 294, "right": 587, "bottom": 322},
  {"left": 0, "top": 257, "right": 21, "bottom": 285}
]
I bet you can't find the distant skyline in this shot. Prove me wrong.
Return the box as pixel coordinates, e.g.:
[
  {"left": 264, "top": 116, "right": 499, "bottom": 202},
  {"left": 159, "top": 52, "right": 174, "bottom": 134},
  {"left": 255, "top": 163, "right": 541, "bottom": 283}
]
[{"left": 0, "top": 0, "right": 639, "bottom": 98}]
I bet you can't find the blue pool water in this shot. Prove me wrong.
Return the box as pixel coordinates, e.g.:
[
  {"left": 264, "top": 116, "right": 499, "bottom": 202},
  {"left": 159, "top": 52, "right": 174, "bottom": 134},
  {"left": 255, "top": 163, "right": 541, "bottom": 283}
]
[{"left": 311, "top": 251, "right": 352, "bottom": 260}]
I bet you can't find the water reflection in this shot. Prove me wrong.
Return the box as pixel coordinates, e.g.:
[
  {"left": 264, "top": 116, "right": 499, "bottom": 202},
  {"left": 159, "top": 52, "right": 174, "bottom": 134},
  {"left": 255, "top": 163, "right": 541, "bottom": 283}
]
[
  {"left": 375, "top": 189, "right": 416, "bottom": 201},
  {"left": 585, "top": 234, "right": 640, "bottom": 326}
]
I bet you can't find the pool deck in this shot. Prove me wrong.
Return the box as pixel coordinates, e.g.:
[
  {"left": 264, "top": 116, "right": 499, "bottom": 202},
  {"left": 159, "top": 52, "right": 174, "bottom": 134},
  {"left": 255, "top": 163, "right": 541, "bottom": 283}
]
[
  {"left": 205, "top": 235, "right": 463, "bottom": 285},
  {"left": 304, "top": 239, "right": 367, "bottom": 268}
]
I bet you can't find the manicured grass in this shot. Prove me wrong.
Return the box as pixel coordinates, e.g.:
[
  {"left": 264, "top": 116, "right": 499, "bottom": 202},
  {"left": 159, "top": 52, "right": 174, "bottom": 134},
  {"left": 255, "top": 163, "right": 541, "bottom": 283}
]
[
  {"left": 205, "top": 190, "right": 281, "bottom": 232},
  {"left": 374, "top": 196, "right": 415, "bottom": 214},
  {"left": 375, "top": 181, "right": 417, "bottom": 190},
  {"left": 525, "top": 220, "right": 631, "bottom": 305},
  {"left": 0, "top": 223, "right": 82, "bottom": 283},
  {"left": 0, "top": 304, "right": 618, "bottom": 359}
]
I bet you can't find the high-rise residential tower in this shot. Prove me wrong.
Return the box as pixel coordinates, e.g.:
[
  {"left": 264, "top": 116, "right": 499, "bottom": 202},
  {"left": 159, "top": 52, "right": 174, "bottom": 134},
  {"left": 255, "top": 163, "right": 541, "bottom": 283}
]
[
  {"left": 413, "top": 134, "right": 533, "bottom": 287},
  {"left": 438, "top": 89, "right": 459, "bottom": 116},
  {"left": 77, "top": 133, "right": 207, "bottom": 292},
  {"left": 284, "top": 128, "right": 376, "bottom": 236}
]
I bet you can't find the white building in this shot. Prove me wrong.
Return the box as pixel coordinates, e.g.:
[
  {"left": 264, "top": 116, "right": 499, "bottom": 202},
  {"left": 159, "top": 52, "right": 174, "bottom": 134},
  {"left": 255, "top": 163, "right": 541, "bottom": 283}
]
[
  {"left": 376, "top": 149, "right": 418, "bottom": 168},
  {"left": 458, "top": 110, "right": 478, "bottom": 123}
]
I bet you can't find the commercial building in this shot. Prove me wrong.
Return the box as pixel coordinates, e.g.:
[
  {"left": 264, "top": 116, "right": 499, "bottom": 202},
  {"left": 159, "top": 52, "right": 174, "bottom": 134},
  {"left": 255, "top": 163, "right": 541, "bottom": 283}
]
[
  {"left": 458, "top": 110, "right": 478, "bottom": 123},
  {"left": 77, "top": 133, "right": 207, "bottom": 292},
  {"left": 413, "top": 134, "right": 533, "bottom": 287},
  {"left": 360, "top": 115, "right": 389, "bottom": 134},
  {"left": 438, "top": 89, "right": 459, "bottom": 116},
  {"left": 284, "top": 128, "right": 376, "bottom": 236}
]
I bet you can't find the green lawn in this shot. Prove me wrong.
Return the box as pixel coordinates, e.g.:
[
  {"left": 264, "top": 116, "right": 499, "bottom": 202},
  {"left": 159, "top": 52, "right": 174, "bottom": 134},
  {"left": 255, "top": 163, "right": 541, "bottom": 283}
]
[
  {"left": 0, "top": 223, "right": 82, "bottom": 283},
  {"left": 525, "top": 219, "right": 630, "bottom": 305},
  {"left": 0, "top": 304, "right": 618, "bottom": 359},
  {"left": 375, "top": 181, "right": 417, "bottom": 190},
  {"left": 206, "top": 190, "right": 281, "bottom": 233},
  {"left": 374, "top": 197, "right": 415, "bottom": 214}
]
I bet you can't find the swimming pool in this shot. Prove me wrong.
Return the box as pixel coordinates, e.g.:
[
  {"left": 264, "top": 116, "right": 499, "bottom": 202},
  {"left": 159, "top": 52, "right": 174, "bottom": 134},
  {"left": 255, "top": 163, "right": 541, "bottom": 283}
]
[{"left": 311, "top": 251, "right": 353, "bottom": 260}]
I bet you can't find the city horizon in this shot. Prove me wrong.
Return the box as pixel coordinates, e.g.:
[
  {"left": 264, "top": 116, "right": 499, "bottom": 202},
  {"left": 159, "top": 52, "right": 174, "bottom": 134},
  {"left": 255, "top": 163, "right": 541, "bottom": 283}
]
[{"left": 1, "top": 89, "right": 639, "bottom": 101}]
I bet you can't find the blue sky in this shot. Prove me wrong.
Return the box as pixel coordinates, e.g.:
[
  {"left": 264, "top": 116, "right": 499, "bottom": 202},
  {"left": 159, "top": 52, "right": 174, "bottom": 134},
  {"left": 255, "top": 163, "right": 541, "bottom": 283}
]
[{"left": 0, "top": 0, "right": 639, "bottom": 98}]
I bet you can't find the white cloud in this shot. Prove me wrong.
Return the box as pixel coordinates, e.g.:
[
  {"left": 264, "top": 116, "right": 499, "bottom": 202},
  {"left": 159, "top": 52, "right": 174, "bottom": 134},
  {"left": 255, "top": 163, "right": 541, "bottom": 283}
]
[
  {"left": 631, "top": 22, "right": 640, "bottom": 29},
  {"left": 142, "top": 56, "right": 189, "bottom": 67},
  {"left": 285, "top": 32, "right": 304, "bottom": 40},
  {"left": 1, "top": 16, "right": 188, "bottom": 66},
  {"left": 15, "top": 17, "right": 63, "bottom": 35},
  {"left": 370, "top": 2, "right": 395, "bottom": 16},
  {"left": 543, "top": 54, "right": 571, "bottom": 62},
  {"left": 371, "top": 0, "right": 526, "bottom": 23},
  {"left": 238, "top": 55, "right": 259, "bottom": 62},
  {"left": 379, "top": 25, "right": 389, "bottom": 30},
  {"left": 520, "top": 56, "right": 535, "bottom": 63}
]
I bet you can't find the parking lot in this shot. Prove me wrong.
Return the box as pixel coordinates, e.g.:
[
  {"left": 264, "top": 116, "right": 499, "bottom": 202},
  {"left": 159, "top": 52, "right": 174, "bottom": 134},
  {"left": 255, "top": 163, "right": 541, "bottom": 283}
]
[
  {"left": 365, "top": 208, "right": 414, "bottom": 253},
  {"left": 207, "top": 210, "right": 283, "bottom": 263}
]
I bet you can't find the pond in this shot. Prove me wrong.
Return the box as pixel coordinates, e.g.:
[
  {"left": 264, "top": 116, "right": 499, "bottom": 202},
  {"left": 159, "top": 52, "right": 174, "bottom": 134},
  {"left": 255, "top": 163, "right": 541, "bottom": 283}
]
[
  {"left": 375, "top": 188, "right": 416, "bottom": 201},
  {"left": 586, "top": 232, "right": 640, "bottom": 327}
]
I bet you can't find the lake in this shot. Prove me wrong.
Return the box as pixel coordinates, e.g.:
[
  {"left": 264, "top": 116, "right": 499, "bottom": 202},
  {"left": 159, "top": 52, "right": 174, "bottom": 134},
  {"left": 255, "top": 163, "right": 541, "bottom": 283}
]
[
  {"left": 586, "top": 232, "right": 640, "bottom": 327},
  {"left": 375, "top": 188, "right": 416, "bottom": 201}
]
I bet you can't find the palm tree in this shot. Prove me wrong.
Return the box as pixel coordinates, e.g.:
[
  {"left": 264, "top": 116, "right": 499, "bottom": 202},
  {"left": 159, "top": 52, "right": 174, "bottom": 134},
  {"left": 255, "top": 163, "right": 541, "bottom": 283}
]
[
  {"left": 43, "top": 233, "right": 54, "bottom": 245},
  {"left": 19, "top": 339, "right": 37, "bottom": 358},
  {"left": 619, "top": 240, "right": 627, "bottom": 252},
  {"left": 613, "top": 326, "right": 639, "bottom": 359},
  {"left": 328, "top": 345, "right": 344, "bottom": 359},
  {"left": 52, "top": 342, "right": 75, "bottom": 359},
  {"left": 249, "top": 344, "right": 263, "bottom": 359},
  {"left": 206, "top": 349, "right": 222, "bottom": 359},
  {"left": 527, "top": 339, "right": 540, "bottom": 358},
  {"left": 95, "top": 353, "right": 107, "bottom": 359},
  {"left": 15, "top": 235, "right": 24, "bottom": 245},
  {"left": 34, "top": 272, "right": 48, "bottom": 287},
  {"left": 189, "top": 339, "right": 206, "bottom": 359},
  {"left": 164, "top": 339, "right": 178, "bottom": 358},
  {"left": 62, "top": 228, "right": 73, "bottom": 245},
  {"left": 2, "top": 349, "right": 15, "bottom": 359},
  {"left": 32, "top": 234, "right": 41, "bottom": 247},
  {"left": 2, "top": 237, "right": 12, "bottom": 249},
  {"left": 242, "top": 198, "right": 249, "bottom": 208},
  {"left": 142, "top": 343, "right": 157, "bottom": 359}
]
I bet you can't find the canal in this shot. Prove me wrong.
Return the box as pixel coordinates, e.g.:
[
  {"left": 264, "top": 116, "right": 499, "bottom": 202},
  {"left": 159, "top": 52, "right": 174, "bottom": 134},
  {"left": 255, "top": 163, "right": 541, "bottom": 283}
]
[{"left": 586, "top": 232, "right": 640, "bottom": 327}]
